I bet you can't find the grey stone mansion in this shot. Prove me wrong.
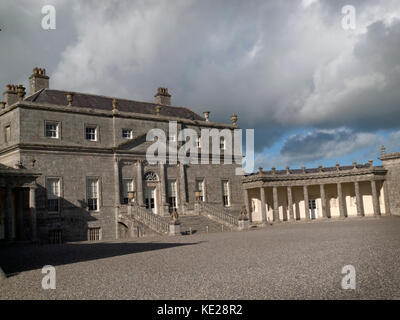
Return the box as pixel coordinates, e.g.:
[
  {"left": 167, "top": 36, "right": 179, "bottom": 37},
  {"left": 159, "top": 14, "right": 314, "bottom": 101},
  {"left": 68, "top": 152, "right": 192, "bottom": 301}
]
[{"left": 0, "top": 67, "right": 399, "bottom": 243}]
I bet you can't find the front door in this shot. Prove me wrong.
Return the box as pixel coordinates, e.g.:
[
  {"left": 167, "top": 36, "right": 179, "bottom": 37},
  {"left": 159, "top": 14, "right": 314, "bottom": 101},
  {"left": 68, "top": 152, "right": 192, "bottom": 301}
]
[
  {"left": 309, "top": 199, "right": 318, "bottom": 219},
  {"left": 145, "top": 187, "right": 157, "bottom": 214}
]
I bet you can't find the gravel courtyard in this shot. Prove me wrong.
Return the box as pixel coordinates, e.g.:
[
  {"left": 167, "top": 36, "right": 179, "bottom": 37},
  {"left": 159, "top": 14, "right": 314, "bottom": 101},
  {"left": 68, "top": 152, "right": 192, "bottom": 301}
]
[{"left": 1, "top": 216, "right": 399, "bottom": 299}]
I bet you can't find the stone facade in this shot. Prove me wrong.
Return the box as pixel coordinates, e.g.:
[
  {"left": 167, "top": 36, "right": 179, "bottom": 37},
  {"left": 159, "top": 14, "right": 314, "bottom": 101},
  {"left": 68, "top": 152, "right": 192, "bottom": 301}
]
[
  {"left": 380, "top": 151, "right": 400, "bottom": 216},
  {"left": 0, "top": 68, "right": 243, "bottom": 243}
]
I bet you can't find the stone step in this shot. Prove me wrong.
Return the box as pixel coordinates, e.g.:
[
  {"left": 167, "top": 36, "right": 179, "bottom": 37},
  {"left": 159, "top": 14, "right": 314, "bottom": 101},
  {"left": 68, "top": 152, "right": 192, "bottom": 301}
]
[{"left": 178, "top": 215, "right": 235, "bottom": 235}]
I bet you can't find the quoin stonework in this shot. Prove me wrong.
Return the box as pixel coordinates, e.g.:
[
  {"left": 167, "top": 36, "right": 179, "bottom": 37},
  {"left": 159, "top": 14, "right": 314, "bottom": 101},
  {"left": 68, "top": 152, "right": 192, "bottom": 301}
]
[{"left": 0, "top": 67, "right": 399, "bottom": 243}]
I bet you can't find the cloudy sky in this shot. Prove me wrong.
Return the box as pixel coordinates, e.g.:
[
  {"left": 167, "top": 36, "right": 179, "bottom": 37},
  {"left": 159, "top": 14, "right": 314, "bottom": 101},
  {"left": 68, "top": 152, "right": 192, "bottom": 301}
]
[{"left": 1, "top": 0, "right": 400, "bottom": 170}]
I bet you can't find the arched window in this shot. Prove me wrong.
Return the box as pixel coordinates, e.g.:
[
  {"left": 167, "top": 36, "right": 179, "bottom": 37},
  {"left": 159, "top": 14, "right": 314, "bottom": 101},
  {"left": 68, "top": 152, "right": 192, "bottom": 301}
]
[{"left": 144, "top": 171, "right": 158, "bottom": 181}]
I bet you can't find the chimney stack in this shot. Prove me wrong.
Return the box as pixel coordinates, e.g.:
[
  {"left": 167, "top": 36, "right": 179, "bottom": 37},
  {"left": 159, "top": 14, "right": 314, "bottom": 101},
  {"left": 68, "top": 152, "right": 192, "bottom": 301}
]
[
  {"left": 17, "top": 85, "right": 26, "bottom": 101},
  {"left": 3, "top": 84, "right": 18, "bottom": 106},
  {"left": 154, "top": 87, "right": 171, "bottom": 105},
  {"left": 29, "top": 67, "right": 49, "bottom": 95}
]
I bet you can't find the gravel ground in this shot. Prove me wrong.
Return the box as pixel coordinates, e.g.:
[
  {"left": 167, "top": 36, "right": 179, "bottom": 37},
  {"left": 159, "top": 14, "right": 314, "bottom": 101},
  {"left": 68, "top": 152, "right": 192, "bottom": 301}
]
[{"left": 1, "top": 216, "right": 399, "bottom": 300}]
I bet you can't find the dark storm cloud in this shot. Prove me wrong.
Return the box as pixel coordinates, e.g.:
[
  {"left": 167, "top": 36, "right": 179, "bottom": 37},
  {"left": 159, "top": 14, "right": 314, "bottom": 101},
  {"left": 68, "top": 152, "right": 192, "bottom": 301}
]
[{"left": 1, "top": 0, "right": 400, "bottom": 157}]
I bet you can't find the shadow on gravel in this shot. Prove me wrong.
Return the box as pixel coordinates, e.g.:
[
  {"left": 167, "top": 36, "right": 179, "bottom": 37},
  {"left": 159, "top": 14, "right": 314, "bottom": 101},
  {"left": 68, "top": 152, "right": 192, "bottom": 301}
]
[{"left": 0, "top": 241, "right": 201, "bottom": 276}]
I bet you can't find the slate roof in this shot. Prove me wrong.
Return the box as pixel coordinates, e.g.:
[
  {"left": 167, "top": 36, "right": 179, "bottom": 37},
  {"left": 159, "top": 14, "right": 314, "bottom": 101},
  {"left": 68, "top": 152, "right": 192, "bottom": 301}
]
[{"left": 25, "top": 89, "right": 205, "bottom": 121}]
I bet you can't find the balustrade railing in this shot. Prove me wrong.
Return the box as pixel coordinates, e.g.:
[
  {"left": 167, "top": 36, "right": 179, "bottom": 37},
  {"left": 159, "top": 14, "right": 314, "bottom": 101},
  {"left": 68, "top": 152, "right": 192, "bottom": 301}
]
[
  {"left": 197, "top": 202, "right": 239, "bottom": 227},
  {"left": 127, "top": 204, "right": 169, "bottom": 234}
]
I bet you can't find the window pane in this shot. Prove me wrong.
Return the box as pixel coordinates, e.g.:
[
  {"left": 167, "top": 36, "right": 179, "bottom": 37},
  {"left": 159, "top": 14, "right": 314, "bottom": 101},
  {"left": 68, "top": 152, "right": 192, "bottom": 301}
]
[
  {"left": 86, "top": 127, "right": 97, "bottom": 141},
  {"left": 122, "top": 130, "right": 132, "bottom": 139},
  {"left": 222, "top": 181, "right": 229, "bottom": 206},
  {"left": 46, "top": 123, "right": 58, "bottom": 138},
  {"left": 87, "top": 179, "right": 99, "bottom": 211}
]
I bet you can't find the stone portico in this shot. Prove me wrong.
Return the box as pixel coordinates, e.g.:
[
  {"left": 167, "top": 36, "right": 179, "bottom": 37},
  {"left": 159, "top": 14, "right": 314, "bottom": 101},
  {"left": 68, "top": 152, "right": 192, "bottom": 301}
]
[
  {"left": 242, "top": 161, "right": 388, "bottom": 224},
  {"left": 0, "top": 164, "right": 40, "bottom": 241}
]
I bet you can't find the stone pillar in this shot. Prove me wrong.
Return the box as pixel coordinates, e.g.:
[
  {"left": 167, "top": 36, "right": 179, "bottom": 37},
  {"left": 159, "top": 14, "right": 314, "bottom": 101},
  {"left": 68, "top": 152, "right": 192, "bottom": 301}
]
[
  {"left": 4, "top": 187, "right": 14, "bottom": 241},
  {"left": 287, "top": 186, "right": 294, "bottom": 221},
  {"left": 29, "top": 185, "right": 37, "bottom": 240},
  {"left": 320, "top": 184, "right": 327, "bottom": 219},
  {"left": 136, "top": 161, "right": 144, "bottom": 206},
  {"left": 371, "top": 180, "right": 381, "bottom": 216},
  {"left": 273, "top": 186, "right": 280, "bottom": 222},
  {"left": 113, "top": 156, "right": 120, "bottom": 239},
  {"left": 244, "top": 189, "right": 251, "bottom": 223},
  {"left": 159, "top": 163, "right": 169, "bottom": 216},
  {"left": 179, "top": 163, "right": 187, "bottom": 214},
  {"left": 354, "top": 181, "right": 364, "bottom": 217},
  {"left": 382, "top": 180, "right": 391, "bottom": 215},
  {"left": 260, "top": 187, "right": 267, "bottom": 223},
  {"left": 337, "top": 182, "right": 346, "bottom": 218},
  {"left": 303, "top": 185, "right": 310, "bottom": 220},
  {"left": 17, "top": 189, "right": 24, "bottom": 239}
]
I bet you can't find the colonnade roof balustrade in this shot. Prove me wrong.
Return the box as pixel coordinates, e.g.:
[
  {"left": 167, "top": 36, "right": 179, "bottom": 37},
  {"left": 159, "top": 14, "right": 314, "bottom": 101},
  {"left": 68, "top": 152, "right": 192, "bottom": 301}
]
[{"left": 242, "top": 162, "right": 387, "bottom": 188}]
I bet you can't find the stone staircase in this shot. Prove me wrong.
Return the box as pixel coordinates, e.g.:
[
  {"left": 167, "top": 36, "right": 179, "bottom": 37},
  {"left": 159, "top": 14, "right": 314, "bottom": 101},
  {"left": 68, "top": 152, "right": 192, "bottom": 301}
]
[
  {"left": 195, "top": 201, "right": 239, "bottom": 228},
  {"left": 178, "top": 215, "right": 234, "bottom": 235},
  {"left": 119, "top": 202, "right": 241, "bottom": 238}
]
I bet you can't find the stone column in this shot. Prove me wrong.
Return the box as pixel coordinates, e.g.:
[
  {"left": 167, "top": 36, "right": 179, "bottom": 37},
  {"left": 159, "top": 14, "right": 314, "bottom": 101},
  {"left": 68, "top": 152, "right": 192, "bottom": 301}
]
[
  {"left": 260, "top": 187, "right": 267, "bottom": 223},
  {"left": 113, "top": 157, "right": 120, "bottom": 205},
  {"left": 320, "top": 184, "right": 327, "bottom": 219},
  {"left": 179, "top": 163, "right": 187, "bottom": 213},
  {"left": 287, "top": 186, "right": 294, "bottom": 221},
  {"left": 136, "top": 161, "right": 144, "bottom": 206},
  {"left": 4, "top": 186, "right": 14, "bottom": 241},
  {"left": 17, "top": 189, "right": 24, "bottom": 240},
  {"left": 382, "top": 180, "right": 391, "bottom": 215},
  {"left": 273, "top": 186, "right": 280, "bottom": 222},
  {"left": 113, "top": 156, "right": 120, "bottom": 239},
  {"left": 371, "top": 180, "right": 381, "bottom": 216},
  {"left": 337, "top": 182, "right": 346, "bottom": 218},
  {"left": 29, "top": 185, "right": 37, "bottom": 240},
  {"left": 303, "top": 185, "right": 310, "bottom": 220},
  {"left": 354, "top": 181, "right": 364, "bottom": 217},
  {"left": 244, "top": 189, "right": 251, "bottom": 222},
  {"left": 159, "top": 163, "right": 169, "bottom": 216}
]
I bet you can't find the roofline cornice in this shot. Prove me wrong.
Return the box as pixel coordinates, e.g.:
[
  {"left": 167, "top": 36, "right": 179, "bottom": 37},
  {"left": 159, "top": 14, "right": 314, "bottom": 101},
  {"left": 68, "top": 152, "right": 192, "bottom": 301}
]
[
  {"left": 1, "top": 101, "right": 237, "bottom": 129},
  {"left": 242, "top": 167, "right": 387, "bottom": 183},
  {"left": 380, "top": 152, "right": 400, "bottom": 161}
]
